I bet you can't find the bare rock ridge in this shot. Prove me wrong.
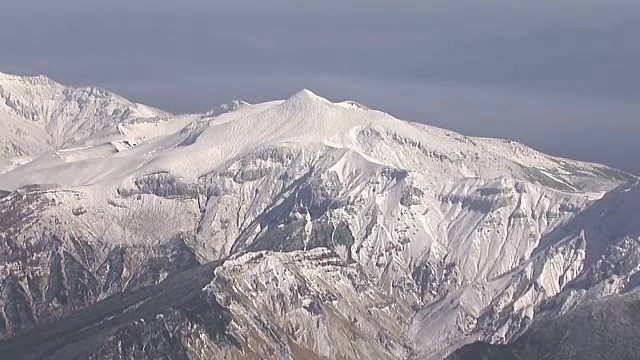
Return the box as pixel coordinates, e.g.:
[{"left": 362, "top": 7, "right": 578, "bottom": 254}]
[
  {"left": 447, "top": 291, "right": 640, "bottom": 360},
  {"left": 0, "top": 261, "right": 224, "bottom": 360},
  {"left": 0, "top": 71, "right": 638, "bottom": 359}
]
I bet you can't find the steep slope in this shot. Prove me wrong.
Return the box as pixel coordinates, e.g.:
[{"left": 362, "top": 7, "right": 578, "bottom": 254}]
[
  {"left": 415, "top": 180, "right": 640, "bottom": 357},
  {"left": 0, "top": 84, "right": 636, "bottom": 359},
  {"left": 0, "top": 260, "right": 224, "bottom": 360},
  {"left": 447, "top": 291, "right": 640, "bottom": 360},
  {"left": 0, "top": 71, "right": 168, "bottom": 161}
]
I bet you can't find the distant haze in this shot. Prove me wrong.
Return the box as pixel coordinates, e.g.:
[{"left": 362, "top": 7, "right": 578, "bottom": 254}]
[{"left": 1, "top": 0, "right": 639, "bottom": 174}]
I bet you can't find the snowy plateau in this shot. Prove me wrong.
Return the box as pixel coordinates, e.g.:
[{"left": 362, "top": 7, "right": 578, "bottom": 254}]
[{"left": 0, "top": 71, "right": 638, "bottom": 360}]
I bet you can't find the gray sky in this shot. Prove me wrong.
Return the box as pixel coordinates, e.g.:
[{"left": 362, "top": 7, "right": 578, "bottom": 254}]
[{"left": 1, "top": 0, "right": 639, "bottom": 174}]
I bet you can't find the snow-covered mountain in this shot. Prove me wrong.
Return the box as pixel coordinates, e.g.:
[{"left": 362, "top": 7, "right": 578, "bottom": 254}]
[
  {"left": 0, "top": 72, "right": 637, "bottom": 359},
  {"left": 0, "top": 71, "right": 168, "bottom": 169}
]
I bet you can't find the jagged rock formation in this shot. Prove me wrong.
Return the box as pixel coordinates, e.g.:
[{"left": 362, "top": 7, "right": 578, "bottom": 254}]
[{"left": 447, "top": 292, "right": 640, "bottom": 360}]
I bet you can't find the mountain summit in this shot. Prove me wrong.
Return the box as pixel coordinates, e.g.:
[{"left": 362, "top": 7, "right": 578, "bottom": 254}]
[
  {"left": 0, "top": 72, "right": 637, "bottom": 360},
  {"left": 284, "top": 88, "right": 331, "bottom": 104}
]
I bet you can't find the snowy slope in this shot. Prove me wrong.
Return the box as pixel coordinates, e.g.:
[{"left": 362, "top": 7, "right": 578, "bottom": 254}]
[
  {"left": 0, "top": 88, "right": 626, "bottom": 190},
  {"left": 0, "top": 71, "right": 168, "bottom": 162},
  {"left": 448, "top": 291, "right": 640, "bottom": 360},
  {"left": 0, "top": 74, "right": 637, "bottom": 360}
]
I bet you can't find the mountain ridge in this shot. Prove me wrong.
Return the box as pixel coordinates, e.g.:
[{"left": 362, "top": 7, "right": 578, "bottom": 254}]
[
  {"left": 0, "top": 71, "right": 168, "bottom": 160},
  {"left": 1, "top": 75, "right": 631, "bottom": 191}
]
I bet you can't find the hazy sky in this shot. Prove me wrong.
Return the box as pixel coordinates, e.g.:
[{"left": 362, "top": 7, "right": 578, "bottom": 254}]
[{"left": 1, "top": 0, "right": 639, "bottom": 173}]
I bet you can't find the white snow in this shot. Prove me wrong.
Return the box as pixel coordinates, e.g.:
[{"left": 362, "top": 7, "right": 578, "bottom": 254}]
[{"left": 0, "top": 86, "right": 626, "bottom": 193}]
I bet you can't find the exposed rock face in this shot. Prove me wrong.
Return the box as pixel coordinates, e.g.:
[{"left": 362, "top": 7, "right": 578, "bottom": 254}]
[
  {"left": 447, "top": 292, "right": 640, "bottom": 360},
  {"left": 0, "top": 261, "right": 225, "bottom": 360},
  {"left": 0, "top": 195, "right": 202, "bottom": 340}
]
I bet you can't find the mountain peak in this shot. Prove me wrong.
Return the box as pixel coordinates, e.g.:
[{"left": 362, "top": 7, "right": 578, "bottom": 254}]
[
  {"left": 293, "top": 88, "right": 319, "bottom": 97},
  {"left": 283, "top": 88, "right": 331, "bottom": 107}
]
